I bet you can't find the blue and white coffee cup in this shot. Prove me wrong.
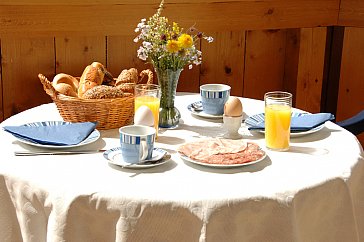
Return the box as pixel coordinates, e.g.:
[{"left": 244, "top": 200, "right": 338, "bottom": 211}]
[
  {"left": 119, "top": 125, "right": 156, "bottom": 164},
  {"left": 200, "top": 84, "right": 231, "bottom": 115}
]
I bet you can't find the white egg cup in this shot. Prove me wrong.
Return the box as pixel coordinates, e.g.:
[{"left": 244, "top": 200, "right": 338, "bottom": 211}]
[{"left": 223, "top": 114, "right": 243, "bottom": 139}]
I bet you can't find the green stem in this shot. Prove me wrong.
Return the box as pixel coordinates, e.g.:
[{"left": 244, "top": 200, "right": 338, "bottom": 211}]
[{"left": 155, "top": 67, "right": 183, "bottom": 128}]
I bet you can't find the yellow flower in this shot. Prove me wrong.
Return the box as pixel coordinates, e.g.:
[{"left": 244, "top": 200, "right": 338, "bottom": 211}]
[
  {"left": 166, "top": 40, "right": 180, "bottom": 53},
  {"left": 178, "top": 34, "right": 193, "bottom": 49},
  {"left": 172, "top": 22, "right": 180, "bottom": 34}
]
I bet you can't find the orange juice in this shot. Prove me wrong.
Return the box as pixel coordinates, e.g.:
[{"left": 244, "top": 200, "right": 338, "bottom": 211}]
[
  {"left": 265, "top": 104, "right": 291, "bottom": 150},
  {"left": 135, "top": 96, "right": 160, "bottom": 133}
]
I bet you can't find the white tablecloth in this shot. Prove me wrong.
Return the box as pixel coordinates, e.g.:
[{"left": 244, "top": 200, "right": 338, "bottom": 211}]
[{"left": 0, "top": 93, "right": 363, "bottom": 242}]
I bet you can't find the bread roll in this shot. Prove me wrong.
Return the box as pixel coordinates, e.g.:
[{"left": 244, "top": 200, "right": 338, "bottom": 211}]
[
  {"left": 115, "top": 83, "right": 135, "bottom": 94},
  {"left": 52, "top": 73, "right": 79, "bottom": 90},
  {"left": 78, "top": 64, "right": 105, "bottom": 98},
  {"left": 53, "top": 83, "right": 78, "bottom": 97},
  {"left": 90, "top": 61, "right": 114, "bottom": 85},
  {"left": 52, "top": 73, "right": 78, "bottom": 97},
  {"left": 116, "top": 68, "right": 138, "bottom": 85},
  {"left": 82, "top": 85, "right": 125, "bottom": 99}
]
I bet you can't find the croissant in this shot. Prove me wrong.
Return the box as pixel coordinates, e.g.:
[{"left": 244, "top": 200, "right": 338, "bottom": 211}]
[{"left": 52, "top": 73, "right": 79, "bottom": 97}]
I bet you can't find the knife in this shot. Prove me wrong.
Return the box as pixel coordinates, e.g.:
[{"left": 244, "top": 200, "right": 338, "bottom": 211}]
[{"left": 14, "top": 150, "right": 106, "bottom": 156}]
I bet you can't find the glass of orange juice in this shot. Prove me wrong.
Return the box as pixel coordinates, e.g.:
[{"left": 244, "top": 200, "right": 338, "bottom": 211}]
[
  {"left": 135, "top": 84, "right": 161, "bottom": 135},
  {"left": 264, "top": 91, "right": 292, "bottom": 151}
]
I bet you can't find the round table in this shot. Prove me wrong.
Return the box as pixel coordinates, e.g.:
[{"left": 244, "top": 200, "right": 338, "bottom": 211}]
[{"left": 0, "top": 93, "right": 363, "bottom": 242}]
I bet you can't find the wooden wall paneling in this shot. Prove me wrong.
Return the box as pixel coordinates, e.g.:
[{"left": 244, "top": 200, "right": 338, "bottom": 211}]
[
  {"left": 337, "top": 27, "right": 364, "bottom": 145},
  {"left": 0, "top": 0, "right": 339, "bottom": 37},
  {"left": 295, "top": 27, "right": 327, "bottom": 113},
  {"left": 337, "top": 27, "right": 364, "bottom": 120},
  {"left": 175, "top": 66, "right": 201, "bottom": 93},
  {"left": 107, "top": 35, "right": 150, "bottom": 78},
  {"left": 283, "top": 29, "right": 300, "bottom": 106},
  {"left": 0, "top": 0, "right": 340, "bottom": 5},
  {"left": 174, "top": 38, "right": 201, "bottom": 93},
  {"left": 339, "top": 0, "right": 364, "bottom": 27},
  {"left": 321, "top": 26, "right": 344, "bottom": 114},
  {"left": 175, "top": 39, "right": 201, "bottom": 93},
  {"left": 243, "top": 29, "right": 287, "bottom": 100},
  {"left": 0, "top": 39, "right": 3, "bottom": 122},
  {"left": 201, "top": 31, "right": 245, "bottom": 97},
  {"left": 55, "top": 36, "right": 106, "bottom": 77},
  {"left": 2, "top": 0, "right": 149, "bottom": 4},
  {"left": 1, "top": 37, "right": 54, "bottom": 119}
]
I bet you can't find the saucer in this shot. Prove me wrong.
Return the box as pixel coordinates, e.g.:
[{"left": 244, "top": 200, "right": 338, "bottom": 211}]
[
  {"left": 187, "top": 101, "right": 223, "bottom": 119},
  {"left": 103, "top": 147, "right": 171, "bottom": 169}
]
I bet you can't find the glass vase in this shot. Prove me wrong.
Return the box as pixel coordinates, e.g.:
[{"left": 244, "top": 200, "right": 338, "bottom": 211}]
[{"left": 155, "top": 67, "right": 182, "bottom": 128}]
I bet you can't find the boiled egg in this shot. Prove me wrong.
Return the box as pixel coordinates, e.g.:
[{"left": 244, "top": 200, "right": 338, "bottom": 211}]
[
  {"left": 134, "top": 105, "right": 155, "bottom": 127},
  {"left": 224, "top": 96, "right": 243, "bottom": 117}
]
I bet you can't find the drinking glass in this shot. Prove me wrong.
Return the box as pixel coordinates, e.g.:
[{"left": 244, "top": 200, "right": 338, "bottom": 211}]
[
  {"left": 264, "top": 91, "right": 292, "bottom": 151},
  {"left": 135, "top": 84, "right": 161, "bottom": 135}
]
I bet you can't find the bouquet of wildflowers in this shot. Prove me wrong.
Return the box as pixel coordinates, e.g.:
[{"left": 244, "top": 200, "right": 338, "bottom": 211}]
[{"left": 134, "top": 0, "right": 213, "bottom": 71}]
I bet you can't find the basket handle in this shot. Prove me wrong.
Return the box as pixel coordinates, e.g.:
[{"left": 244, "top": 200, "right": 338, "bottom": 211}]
[{"left": 38, "top": 74, "right": 59, "bottom": 100}]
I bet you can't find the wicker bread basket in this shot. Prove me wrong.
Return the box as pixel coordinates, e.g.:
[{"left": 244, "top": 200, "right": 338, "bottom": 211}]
[{"left": 38, "top": 73, "right": 151, "bottom": 130}]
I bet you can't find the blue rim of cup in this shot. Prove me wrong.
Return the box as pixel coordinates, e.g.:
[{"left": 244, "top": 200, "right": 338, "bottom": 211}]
[
  {"left": 119, "top": 125, "right": 156, "bottom": 145},
  {"left": 200, "top": 84, "right": 231, "bottom": 99}
]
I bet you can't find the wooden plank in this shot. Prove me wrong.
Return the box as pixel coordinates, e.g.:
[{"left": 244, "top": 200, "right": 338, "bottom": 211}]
[
  {"left": 321, "top": 26, "right": 344, "bottom": 115},
  {"left": 339, "top": 0, "right": 364, "bottom": 27},
  {"left": 55, "top": 36, "right": 106, "bottom": 77},
  {"left": 176, "top": 65, "right": 200, "bottom": 93},
  {"left": 0, "top": 39, "right": 3, "bottom": 122},
  {"left": 1, "top": 0, "right": 285, "bottom": 4},
  {"left": 283, "top": 29, "right": 300, "bottom": 106},
  {"left": 295, "top": 27, "right": 327, "bottom": 113},
  {"left": 201, "top": 31, "right": 245, "bottom": 97},
  {"left": 1, "top": 37, "right": 54, "bottom": 119},
  {"left": 337, "top": 27, "right": 364, "bottom": 120},
  {"left": 337, "top": 27, "right": 364, "bottom": 146},
  {"left": 1, "top": 0, "right": 142, "bottom": 4},
  {"left": 244, "top": 29, "right": 287, "bottom": 100},
  {"left": 0, "top": 0, "right": 339, "bottom": 37},
  {"left": 358, "top": 133, "right": 364, "bottom": 147},
  {"left": 107, "top": 35, "right": 153, "bottom": 81}
]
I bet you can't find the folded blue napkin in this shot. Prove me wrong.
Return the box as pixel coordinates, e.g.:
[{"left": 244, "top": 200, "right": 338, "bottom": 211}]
[
  {"left": 3, "top": 121, "right": 97, "bottom": 146},
  {"left": 248, "top": 113, "right": 335, "bottom": 132}
]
